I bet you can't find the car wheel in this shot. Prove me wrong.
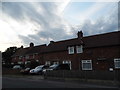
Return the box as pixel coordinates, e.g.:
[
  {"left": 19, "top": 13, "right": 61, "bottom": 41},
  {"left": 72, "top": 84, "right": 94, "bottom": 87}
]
[{"left": 38, "top": 72, "right": 42, "bottom": 75}]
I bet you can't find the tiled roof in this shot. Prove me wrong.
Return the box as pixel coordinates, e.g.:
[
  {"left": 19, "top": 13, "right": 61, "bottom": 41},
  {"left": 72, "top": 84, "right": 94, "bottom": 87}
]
[
  {"left": 25, "top": 44, "right": 46, "bottom": 55},
  {"left": 12, "top": 44, "right": 46, "bottom": 57},
  {"left": 83, "top": 31, "right": 120, "bottom": 48},
  {"left": 12, "top": 31, "right": 120, "bottom": 57},
  {"left": 12, "top": 47, "right": 30, "bottom": 57},
  {"left": 43, "top": 38, "right": 83, "bottom": 53}
]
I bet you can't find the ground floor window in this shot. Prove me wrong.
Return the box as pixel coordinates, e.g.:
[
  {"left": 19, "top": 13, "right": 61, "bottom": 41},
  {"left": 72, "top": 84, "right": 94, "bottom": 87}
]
[
  {"left": 53, "top": 61, "right": 59, "bottom": 65},
  {"left": 114, "top": 58, "right": 120, "bottom": 68},
  {"left": 63, "top": 60, "right": 71, "bottom": 70},
  {"left": 82, "top": 60, "right": 92, "bottom": 70},
  {"left": 25, "top": 61, "right": 31, "bottom": 64},
  {"left": 17, "top": 61, "right": 23, "bottom": 64},
  {"left": 45, "top": 61, "right": 51, "bottom": 66}
]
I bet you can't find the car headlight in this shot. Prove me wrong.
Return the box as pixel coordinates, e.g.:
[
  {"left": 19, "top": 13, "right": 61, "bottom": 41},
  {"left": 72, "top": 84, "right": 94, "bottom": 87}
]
[{"left": 30, "top": 70, "right": 34, "bottom": 72}]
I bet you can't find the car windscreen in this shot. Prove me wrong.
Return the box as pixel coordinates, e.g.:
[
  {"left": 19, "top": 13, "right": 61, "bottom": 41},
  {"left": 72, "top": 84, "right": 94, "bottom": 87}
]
[
  {"left": 25, "top": 68, "right": 30, "bottom": 70},
  {"left": 49, "top": 64, "right": 58, "bottom": 69},
  {"left": 35, "top": 66, "right": 44, "bottom": 69}
]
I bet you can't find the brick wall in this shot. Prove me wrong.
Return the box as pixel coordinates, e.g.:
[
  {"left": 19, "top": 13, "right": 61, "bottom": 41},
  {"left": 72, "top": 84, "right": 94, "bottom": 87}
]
[{"left": 42, "top": 45, "right": 120, "bottom": 71}]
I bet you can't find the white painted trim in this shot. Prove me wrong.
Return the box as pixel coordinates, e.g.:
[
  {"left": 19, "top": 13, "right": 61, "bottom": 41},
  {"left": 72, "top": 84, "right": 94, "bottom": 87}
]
[
  {"left": 76, "top": 45, "right": 83, "bottom": 53},
  {"left": 63, "top": 60, "right": 72, "bottom": 70},
  {"left": 82, "top": 60, "right": 92, "bottom": 70},
  {"left": 68, "top": 46, "right": 74, "bottom": 54},
  {"left": 114, "top": 58, "right": 120, "bottom": 68}
]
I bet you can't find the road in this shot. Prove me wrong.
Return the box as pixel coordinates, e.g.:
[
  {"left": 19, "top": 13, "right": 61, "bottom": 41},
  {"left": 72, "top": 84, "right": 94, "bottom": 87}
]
[{"left": 2, "top": 76, "right": 119, "bottom": 89}]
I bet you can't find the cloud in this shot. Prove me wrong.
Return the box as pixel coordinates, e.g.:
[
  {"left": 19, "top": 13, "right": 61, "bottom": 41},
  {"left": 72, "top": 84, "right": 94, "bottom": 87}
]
[
  {"left": 2, "top": 2, "right": 73, "bottom": 46},
  {"left": 80, "top": 6, "right": 118, "bottom": 36},
  {"left": 1, "top": 1, "right": 118, "bottom": 50}
]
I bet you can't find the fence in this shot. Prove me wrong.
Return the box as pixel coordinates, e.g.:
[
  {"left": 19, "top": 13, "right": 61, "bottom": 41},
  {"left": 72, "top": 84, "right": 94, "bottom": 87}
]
[{"left": 44, "top": 70, "right": 116, "bottom": 80}]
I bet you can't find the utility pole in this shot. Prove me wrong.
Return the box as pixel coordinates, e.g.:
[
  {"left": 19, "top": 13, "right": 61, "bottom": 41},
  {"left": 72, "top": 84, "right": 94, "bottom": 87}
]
[{"left": 0, "top": 51, "right": 2, "bottom": 90}]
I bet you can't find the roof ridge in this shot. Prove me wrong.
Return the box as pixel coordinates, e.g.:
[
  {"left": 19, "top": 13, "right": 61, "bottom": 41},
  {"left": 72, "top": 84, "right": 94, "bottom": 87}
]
[{"left": 83, "top": 31, "right": 120, "bottom": 38}]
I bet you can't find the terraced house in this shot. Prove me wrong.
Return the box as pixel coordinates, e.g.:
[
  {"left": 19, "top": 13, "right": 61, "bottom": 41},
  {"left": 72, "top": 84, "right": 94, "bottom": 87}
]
[{"left": 12, "top": 31, "right": 120, "bottom": 71}]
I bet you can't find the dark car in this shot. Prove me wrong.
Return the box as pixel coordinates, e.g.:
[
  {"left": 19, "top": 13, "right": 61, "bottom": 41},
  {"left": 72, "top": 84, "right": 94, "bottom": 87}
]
[
  {"left": 43, "top": 64, "right": 70, "bottom": 74},
  {"left": 20, "top": 67, "right": 31, "bottom": 74},
  {"left": 12, "top": 65, "right": 22, "bottom": 69}
]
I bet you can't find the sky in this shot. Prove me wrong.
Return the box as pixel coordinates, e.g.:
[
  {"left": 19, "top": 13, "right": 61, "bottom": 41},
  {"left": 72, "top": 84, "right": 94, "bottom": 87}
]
[{"left": 0, "top": 0, "right": 119, "bottom": 52}]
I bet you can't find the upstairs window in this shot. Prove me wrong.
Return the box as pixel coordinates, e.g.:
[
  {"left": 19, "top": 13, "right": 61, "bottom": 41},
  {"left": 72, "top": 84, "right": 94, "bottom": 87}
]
[
  {"left": 114, "top": 58, "right": 120, "bottom": 68},
  {"left": 82, "top": 60, "right": 92, "bottom": 70},
  {"left": 68, "top": 46, "right": 74, "bottom": 54},
  {"left": 76, "top": 45, "right": 83, "bottom": 53}
]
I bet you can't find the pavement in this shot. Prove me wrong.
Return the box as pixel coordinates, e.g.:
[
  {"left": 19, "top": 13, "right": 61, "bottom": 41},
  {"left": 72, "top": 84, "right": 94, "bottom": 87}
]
[{"left": 2, "top": 75, "right": 120, "bottom": 89}]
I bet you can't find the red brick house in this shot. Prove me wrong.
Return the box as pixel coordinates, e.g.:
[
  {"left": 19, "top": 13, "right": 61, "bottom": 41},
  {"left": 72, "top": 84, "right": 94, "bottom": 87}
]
[
  {"left": 12, "top": 31, "right": 120, "bottom": 71},
  {"left": 12, "top": 43, "right": 46, "bottom": 65}
]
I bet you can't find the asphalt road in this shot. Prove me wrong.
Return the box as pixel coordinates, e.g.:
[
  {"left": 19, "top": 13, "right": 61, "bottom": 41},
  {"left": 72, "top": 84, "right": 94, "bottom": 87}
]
[{"left": 2, "top": 76, "right": 119, "bottom": 89}]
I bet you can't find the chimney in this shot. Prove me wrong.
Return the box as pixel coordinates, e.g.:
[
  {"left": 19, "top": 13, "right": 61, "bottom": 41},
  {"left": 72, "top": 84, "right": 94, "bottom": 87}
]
[
  {"left": 21, "top": 45, "right": 23, "bottom": 48},
  {"left": 30, "top": 42, "right": 34, "bottom": 47},
  {"left": 50, "top": 41, "right": 54, "bottom": 44},
  {"left": 77, "top": 31, "right": 83, "bottom": 39}
]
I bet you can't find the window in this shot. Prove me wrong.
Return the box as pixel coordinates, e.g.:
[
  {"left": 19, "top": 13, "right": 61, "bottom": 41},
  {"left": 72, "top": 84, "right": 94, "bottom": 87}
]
[
  {"left": 45, "top": 61, "right": 51, "bottom": 65},
  {"left": 53, "top": 61, "right": 59, "bottom": 65},
  {"left": 76, "top": 45, "right": 83, "bottom": 53},
  {"left": 25, "top": 61, "right": 31, "bottom": 64},
  {"left": 26, "top": 55, "right": 29, "bottom": 59},
  {"left": 18, "top": 61, "right": 23, "bottom": 64},
  {"left": 32, "top": 54, "right": 34, "bottom": 59},
  {"left": 68, "top": 46, "right": 74, "bottom": 54},
  {"left": 36, "top": 60, "right": 39, "bottom": 62},
  {"left": 82, "top": 60, "right": 92, "bottom": 70},
  {"left": 63, "top": 60, "right": 71, "bottom": 70},
  {"left": 114, "top": 58, "right": 120, "bottom": 68},
  {"left": 19, "top": 56, "right": 22, "bottom": 60}
]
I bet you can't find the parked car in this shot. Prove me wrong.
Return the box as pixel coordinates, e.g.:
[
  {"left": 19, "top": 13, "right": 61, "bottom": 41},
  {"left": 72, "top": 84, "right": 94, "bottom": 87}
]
[
  {"left": 12, "top": 65, "right": 22, "bottom": 69},
  {"left": 43, "top": 64, "right": 70, "bottom": 74},
  {"left": 20, "top": 67, "right": 31, "bottom": 74},
  {"left": 29, "top": 65, "right": 49, "bottom": 75}
]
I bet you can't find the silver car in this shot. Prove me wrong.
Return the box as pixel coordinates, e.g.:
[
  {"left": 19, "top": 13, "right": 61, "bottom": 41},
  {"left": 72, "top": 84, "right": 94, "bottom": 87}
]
[{"left": 29, "top": 65, "right": 44, "bottom": 75}]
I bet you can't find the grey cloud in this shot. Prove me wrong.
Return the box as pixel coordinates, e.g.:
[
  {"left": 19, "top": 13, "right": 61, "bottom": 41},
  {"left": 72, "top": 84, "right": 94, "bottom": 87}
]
[
  {"left": 2, "top": 2, "right": 25, "bottom": 20},
  {"left": 3, "top": 2, "right": 118, "bottom": 47},
  {"left": 81, "top": 7, "right": 118, "bottom": 36}
]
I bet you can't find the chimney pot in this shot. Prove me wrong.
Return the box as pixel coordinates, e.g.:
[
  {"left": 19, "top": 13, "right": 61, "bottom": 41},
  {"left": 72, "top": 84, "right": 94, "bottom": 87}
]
[
  {"left": 30, "top": 42, "right": 34, "bottom": 47},
  {"left": 21, "top": 45, "right": 23, "bottom": 48},
  {"left": 49, "top": 41, "right": 54, "bottom": 45},
  {"left": 77, "top": 31, "right": 83, "bottom": 39}
]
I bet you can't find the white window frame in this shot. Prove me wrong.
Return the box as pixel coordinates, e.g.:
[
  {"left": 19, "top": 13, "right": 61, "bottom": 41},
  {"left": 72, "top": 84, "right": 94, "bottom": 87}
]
[
  {"left": 45, "top": 61, "right": 51, "bottom": 65},
  {"left": 19, "top": 56, "right": 22, "bottom": 60},
  {"left": 76, "top": 45, "right": 83, "bottom": 53},
  {"left": 82, "top": 60, "right": 92, "bottom": 70},
  {"left": 25, "top": 61, "right": 31, "bottom": 64},
  {"left": 36, "top": 60, "right": 39, "bottom": 62},
  {"left": 114, "top": 58, "right": 120, "bottom": 68},
  {"left": 18, "top": 61, "right": 23, "bottom": 64},
  {"left": 68, "top": 46, "right": 74, "bottom": 54},
  {"left": 53, "top": 61, "right": 59, "bottom": 65},
  {"left": 63, "top": 60, "right": 72, "bottom": 70},
  {"left": 25, "top": 55, "right": 29, "bottom": 59}
]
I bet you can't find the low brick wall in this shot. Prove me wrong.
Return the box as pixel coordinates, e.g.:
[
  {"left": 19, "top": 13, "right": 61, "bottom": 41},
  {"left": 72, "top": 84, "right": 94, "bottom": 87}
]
[
  {"left": 45, "top": 70, "right": 115, "bottom": 80},
  {"left": 2, "top": 68, "right": 21, "bottom": 75}
]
